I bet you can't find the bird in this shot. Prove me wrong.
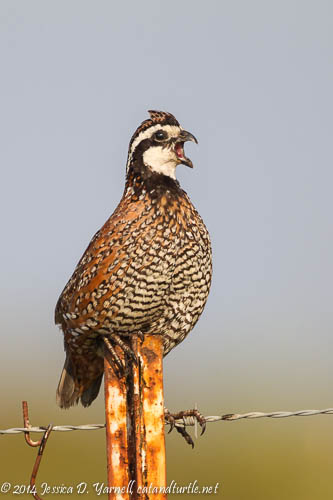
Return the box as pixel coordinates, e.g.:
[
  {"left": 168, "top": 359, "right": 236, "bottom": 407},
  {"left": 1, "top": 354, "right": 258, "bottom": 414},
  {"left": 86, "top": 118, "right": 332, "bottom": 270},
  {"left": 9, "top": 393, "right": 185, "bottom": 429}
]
[{"left": 55, "top": 110, "right": 212, "bottom": 409}]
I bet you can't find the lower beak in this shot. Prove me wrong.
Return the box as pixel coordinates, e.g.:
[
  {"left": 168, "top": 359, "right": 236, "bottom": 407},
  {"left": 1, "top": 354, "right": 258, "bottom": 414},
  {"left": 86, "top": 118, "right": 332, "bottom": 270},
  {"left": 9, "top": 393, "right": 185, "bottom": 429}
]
[{"left": 177, "top": 130, "right": 198, "bottom": 168}]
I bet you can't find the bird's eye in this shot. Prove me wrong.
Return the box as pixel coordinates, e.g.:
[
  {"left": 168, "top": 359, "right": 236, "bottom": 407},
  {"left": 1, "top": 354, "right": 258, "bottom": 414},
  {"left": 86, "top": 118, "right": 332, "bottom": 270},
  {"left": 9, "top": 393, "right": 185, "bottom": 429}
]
[{"left": 154, "top": 130, "right": 167, "bottom": 141}]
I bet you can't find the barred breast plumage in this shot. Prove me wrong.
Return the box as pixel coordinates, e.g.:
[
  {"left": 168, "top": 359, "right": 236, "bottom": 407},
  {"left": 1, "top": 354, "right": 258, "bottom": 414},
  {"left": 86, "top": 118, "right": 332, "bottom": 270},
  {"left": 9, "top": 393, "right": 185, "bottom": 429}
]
[{"left": 55, "top": 110, "right": 212, "bottom": 408}]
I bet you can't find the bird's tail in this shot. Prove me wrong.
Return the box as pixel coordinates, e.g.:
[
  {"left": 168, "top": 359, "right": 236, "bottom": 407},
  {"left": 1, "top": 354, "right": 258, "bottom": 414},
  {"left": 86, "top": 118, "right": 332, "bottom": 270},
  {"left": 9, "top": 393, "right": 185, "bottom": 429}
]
[{"left": 56, "top": 354, "right": 103, "bottom": 409}]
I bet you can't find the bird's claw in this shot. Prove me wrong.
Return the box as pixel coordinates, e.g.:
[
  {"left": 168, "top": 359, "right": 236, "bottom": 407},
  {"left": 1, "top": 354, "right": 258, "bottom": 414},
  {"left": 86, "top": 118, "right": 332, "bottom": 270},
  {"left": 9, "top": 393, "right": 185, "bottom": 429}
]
[
  {"left": 136, "top": 331, "right": 144, "bottom": 342},
  {"left": 102, "top": 334, "right": 138, "bottom": 376}
]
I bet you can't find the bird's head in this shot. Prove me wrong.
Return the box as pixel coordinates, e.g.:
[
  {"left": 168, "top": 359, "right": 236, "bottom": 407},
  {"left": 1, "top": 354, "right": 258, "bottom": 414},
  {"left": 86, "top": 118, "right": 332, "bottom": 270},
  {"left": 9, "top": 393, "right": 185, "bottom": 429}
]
[{"left": 126, "top": 110, "right": 197, "bottom": 180}]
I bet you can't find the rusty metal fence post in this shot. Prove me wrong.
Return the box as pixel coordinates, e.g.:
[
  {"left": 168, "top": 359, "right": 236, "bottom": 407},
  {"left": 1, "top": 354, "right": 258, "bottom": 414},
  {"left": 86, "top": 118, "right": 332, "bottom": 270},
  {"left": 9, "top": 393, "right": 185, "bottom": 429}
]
[{"left": 104, "top": 335, "right": 167, "bottom": 499}]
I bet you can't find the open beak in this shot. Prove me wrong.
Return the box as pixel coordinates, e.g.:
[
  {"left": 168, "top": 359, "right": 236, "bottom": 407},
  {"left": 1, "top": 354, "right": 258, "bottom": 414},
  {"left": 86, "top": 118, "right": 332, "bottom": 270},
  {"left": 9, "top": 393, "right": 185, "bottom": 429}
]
[{"left": 174, "top": 130, "right": 198, "bottom": 168}]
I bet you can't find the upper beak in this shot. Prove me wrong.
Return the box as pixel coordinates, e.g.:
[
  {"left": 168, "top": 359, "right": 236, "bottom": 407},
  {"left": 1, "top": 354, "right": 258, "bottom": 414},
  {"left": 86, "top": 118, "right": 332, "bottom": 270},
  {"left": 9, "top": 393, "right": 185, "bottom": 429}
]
[
  {"left": 180, "top": 130, "right": 198, "bottom": 144},
  {"left": 177, "top": 129, "right": 198, "bottom": 168}
]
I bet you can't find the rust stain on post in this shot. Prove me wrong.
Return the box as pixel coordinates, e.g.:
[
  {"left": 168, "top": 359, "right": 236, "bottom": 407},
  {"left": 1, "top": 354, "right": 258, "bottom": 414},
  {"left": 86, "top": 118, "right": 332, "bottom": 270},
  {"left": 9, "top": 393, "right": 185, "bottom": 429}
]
[
  {"left": 137, "top": 335, "right": 167, "bottom": 498},
  {"left": 104, "top": 347, "right": 130, "bottom": 500},
  {"left": 131, "top": 336, "right": 144, "bottom": 495}
]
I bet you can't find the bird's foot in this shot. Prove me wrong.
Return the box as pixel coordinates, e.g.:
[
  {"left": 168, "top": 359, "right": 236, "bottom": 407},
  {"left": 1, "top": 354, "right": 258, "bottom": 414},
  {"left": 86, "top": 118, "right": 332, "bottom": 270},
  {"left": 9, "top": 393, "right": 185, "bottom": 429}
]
[
  {"left": 102, "top": 332, "right": 144, "bottom": 377},
  {"left": 164, "top": 407, "right": 206, "bottom": 448}
]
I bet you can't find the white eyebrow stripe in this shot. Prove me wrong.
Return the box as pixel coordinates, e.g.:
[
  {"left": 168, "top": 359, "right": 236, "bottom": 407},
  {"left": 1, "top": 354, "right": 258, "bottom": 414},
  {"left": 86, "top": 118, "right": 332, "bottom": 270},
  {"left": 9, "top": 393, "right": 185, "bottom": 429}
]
[{"left": 126, "top": 124, "right": 181, "bottom": 172}]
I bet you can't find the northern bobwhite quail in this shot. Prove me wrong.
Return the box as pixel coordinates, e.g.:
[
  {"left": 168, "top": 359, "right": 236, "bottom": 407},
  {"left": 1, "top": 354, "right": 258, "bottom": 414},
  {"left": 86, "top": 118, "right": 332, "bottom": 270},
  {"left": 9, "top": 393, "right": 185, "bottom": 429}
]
[{"left": 55, "top": 110, "right": 212, "bottom": 408}]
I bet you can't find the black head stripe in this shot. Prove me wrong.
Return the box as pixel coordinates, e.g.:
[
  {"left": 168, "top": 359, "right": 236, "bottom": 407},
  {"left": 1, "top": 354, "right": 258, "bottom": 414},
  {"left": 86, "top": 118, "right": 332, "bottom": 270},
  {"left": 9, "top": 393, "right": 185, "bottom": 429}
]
[{"left": 128, "top": 110, "right": 180, "bottom": 152}]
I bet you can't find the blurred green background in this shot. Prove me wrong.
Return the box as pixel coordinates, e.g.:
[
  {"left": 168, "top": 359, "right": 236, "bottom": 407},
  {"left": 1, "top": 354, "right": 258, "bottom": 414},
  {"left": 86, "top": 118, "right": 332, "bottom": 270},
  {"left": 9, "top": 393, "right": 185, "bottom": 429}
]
[{"left": 1, "top": 1, "right": 333, "bottom": 498}]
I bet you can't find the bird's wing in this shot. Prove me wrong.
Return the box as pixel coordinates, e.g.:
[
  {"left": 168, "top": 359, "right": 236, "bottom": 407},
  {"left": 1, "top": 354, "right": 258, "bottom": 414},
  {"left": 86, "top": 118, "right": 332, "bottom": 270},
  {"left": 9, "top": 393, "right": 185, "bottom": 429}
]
[{"left": 55, "top": 195, "right": 177, "bottom": 331}]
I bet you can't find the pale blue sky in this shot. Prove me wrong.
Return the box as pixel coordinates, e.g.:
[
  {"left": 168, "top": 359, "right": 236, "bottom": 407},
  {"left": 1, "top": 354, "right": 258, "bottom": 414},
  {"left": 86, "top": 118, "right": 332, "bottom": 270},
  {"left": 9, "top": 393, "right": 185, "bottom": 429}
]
[{"left": 2, "top": 0, "right": 333, "bottom": 400}]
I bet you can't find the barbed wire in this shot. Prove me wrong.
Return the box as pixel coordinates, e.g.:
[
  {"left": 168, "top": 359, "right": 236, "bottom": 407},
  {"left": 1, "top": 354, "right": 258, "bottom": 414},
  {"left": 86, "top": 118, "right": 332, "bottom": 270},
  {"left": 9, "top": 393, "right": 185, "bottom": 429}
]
[
  {"left": 0, "top": 424, "right": 105, "bottom": 435},
  {"left": 1, "top": 407, "right": 333, "bottom": 435}
]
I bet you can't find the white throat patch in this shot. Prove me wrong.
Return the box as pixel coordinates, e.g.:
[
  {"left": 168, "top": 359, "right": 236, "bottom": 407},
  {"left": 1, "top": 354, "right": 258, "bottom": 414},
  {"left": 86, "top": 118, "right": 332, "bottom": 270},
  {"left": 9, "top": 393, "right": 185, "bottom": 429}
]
[{"left": 143, "top": 146, "right": 178, "bottom": 179}]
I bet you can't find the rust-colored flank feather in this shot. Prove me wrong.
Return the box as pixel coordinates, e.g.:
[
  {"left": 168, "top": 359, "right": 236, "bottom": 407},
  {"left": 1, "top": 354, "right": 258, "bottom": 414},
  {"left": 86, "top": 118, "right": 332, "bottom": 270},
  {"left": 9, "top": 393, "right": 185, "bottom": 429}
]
[{"left": 55, "top": 111, "right": 212, "bottom": 408}]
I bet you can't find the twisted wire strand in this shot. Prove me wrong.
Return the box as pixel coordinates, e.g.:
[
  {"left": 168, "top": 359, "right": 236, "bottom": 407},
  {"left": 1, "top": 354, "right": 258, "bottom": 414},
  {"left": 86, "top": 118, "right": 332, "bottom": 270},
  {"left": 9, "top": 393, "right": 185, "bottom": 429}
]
[
  {"left": 1, "top": 408, "right": 333, "bottom": 435},
  {"left": 0, "top": 424, "right": 105, "bottom": 435}
]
